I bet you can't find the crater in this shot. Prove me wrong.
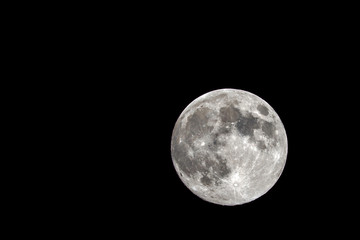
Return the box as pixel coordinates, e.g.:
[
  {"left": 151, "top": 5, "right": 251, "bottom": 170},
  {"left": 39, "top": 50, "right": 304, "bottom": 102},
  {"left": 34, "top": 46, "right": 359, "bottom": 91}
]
[
  {"left": 214, "top": 155, "right": 231, "bottom": 178},
  {"left": 257, "top": 104, "right": 269, "bottom": 116},
  {"left": 257, "top": 140, "right": 267, "bottom": 150},
  {"left": 200, "top": 175, "right": 212, "bottom": 186},
  {"left": 188, "top": 93, "right": 227, "bottom": 112},
  {"left": 210, "top": 93, "right": 227, "bottom": 102}
]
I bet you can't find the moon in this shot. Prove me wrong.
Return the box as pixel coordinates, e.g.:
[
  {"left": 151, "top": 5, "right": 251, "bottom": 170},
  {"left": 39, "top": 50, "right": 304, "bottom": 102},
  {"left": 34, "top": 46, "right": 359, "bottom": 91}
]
[{"left": 171, "top": 89, "right": 288, "bottom": 206}]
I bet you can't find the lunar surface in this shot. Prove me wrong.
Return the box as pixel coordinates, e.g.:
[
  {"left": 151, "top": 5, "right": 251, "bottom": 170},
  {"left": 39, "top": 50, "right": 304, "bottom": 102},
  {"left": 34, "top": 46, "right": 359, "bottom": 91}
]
[{"left": 171, "top": 89, "right": 288, "bottom": 206}]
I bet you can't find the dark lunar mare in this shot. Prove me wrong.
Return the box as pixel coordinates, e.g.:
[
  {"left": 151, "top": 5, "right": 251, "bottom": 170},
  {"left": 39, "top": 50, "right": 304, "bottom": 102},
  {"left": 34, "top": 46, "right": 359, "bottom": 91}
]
[
  {"left": 220, "top": 105, "right": 241, "bottom": 122},
  {"left": 219, "top": 104, "right": 277, "bottom": 147},
  {"left": 261, "top": 121, "right": 276, "bottom": 139},
  {"left": 171, "top": 104, "right": 232, "bottom": 185},
  {"left": 172, "top": 139, "right": 232, "bottom": 186},
  {"left": 257, "top": 140, "right": 266, "bottom": 150},
  {"left": 172, "top": 101, "right": 278, "bottom": 187},
  {"left": 184, "top": 107, "right": 214, "bottom": 143},
  {"left": 257, "top": 104, "right": 269, "bottom": 116},
  {"left": 235, "top": 114, "right": 260, "bottom": 137},
  {"left": 219, "top": 104, "right": 262, "bottom": 138}
]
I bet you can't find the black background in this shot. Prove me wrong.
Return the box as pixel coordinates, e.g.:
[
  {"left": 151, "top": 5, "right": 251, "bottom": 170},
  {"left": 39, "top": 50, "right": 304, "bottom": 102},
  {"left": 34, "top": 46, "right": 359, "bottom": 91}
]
[
  {"left": 69, "top": 25, "right": 355, "bottom": 237},
  {"left": 78, "top": 55, "right": 354, "bottom": 236},
  {"left": 17, "top": 6, "right": 357, "bottom": 237}
]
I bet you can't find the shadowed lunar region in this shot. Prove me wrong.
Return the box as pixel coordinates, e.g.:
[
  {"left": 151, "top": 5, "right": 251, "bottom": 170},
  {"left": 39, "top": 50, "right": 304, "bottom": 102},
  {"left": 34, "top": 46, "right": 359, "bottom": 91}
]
[{"left": 171, "top": 89, "right": 288, "bottom": 206}]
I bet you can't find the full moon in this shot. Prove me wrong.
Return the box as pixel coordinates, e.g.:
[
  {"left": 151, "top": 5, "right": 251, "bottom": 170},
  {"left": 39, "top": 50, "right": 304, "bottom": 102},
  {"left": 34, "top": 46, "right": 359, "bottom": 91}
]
[{"left": 171, "top": 89, "right": 288, "bottom": 206}]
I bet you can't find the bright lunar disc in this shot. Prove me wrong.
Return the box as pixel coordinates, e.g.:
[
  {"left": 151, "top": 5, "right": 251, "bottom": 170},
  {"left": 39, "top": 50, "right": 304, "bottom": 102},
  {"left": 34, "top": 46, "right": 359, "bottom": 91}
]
[{"left": 171, "top": 89, "right": 288, "bottom": 206}]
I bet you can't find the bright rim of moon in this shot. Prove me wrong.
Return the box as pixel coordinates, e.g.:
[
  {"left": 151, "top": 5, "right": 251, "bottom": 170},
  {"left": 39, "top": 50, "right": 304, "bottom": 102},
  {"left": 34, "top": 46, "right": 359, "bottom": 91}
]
[{"left": 171, "top": 89, "right": 288, "bottom": 206}]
